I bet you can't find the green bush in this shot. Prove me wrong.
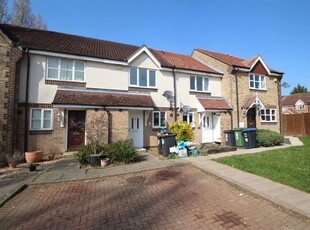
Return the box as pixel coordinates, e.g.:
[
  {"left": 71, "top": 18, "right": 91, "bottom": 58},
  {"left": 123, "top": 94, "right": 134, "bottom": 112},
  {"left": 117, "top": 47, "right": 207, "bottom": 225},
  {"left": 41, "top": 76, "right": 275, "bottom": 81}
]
[
  {"left": 76, "top": 143, "right": 105, "bottom": 165},
  {"left": 168, "top": 121, "right": 194, "bottom": 142},
  {"left": 256, "top": 129, "right": 284, "bottom": 147},
  {"left": 104, "top": 140, "right": 138, "bottom": 164}
]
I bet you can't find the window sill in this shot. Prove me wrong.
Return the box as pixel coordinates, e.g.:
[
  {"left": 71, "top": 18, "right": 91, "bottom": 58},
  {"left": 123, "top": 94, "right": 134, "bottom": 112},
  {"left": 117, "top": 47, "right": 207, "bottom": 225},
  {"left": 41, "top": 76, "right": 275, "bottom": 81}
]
[
  {"left": 249, "top": 88, "right": 267, "bottom": 91},
  {"left": 260, "top": 121, "right": 278, "bottom": 123}
]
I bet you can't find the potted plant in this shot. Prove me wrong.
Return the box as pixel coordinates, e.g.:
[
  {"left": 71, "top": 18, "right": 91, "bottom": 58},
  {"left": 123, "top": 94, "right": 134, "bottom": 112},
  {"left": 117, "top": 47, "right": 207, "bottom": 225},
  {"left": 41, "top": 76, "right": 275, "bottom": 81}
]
[
  {"left": 25, "top": 150, "right": 43, "bottom": 163},
  {"left": 6, "top": 151, "right": 23, "bottom": 170},
  {"left": 86, "top": 113, "right": 107, "bottom": 167}
]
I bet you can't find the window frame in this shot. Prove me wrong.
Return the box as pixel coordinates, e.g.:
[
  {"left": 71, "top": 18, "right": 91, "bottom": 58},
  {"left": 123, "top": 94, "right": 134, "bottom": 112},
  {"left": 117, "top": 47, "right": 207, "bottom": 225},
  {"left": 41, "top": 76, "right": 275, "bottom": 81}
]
[
  {"left": 190, "top": 76, "right": 210, "bottom": 92},
  {"left": 30, "top": 108, "right": 53, "bottom": 130},
  {"left": 249, "top": 73, "right": 266, "bottom": 90},
  {"left": 296, "top": 104, "right": 305, "bottom": 110},
  {"left": 152, "top": 111, "right": 166, "bottom": 128},
  {"left": 183, "top": 112, "right": 195, "bottom": 127},
  {"left": 46, "top": 57, "right": 85, "bottom": 82},
  {"left": 260, "top": 108, "right": 277, "bottom": 122},
  {"left": 129, "top": 67, "right": 157, "bottom": 88}
]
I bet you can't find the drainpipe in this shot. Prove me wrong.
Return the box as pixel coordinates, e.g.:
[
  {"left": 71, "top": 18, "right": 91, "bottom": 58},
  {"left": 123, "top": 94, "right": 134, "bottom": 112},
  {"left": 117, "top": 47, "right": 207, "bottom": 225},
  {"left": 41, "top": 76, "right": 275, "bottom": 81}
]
[
  {"left": 107, "top": 110, "right": 112, "bottom": 144},
  {"left": 172, "top": 67, "right": 177, "bottom": 122},
  {"left": 278, "top": 76, "right": 283, "bottom": 134},
  {"left": 235, "top": 74, "right": 240, "bottom": 127},
  {"left": 24, "top": 48, "right": 30, "bottom": 152}
]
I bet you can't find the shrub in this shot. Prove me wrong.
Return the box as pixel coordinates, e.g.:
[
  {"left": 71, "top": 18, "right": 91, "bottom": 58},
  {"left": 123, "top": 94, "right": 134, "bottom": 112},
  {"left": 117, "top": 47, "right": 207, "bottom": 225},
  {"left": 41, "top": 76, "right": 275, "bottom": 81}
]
[
  {"left": 76, "top": 143, "right": 105, "bottom": 165},
  {"left": 104, "top": 140, "right": 138, "bottom": 164},
  {"left": 256, "top": 129, "right": 284, "bottom": 147},
  {"left": 168, "top": 121, "right": 194, "bottom": 142}
]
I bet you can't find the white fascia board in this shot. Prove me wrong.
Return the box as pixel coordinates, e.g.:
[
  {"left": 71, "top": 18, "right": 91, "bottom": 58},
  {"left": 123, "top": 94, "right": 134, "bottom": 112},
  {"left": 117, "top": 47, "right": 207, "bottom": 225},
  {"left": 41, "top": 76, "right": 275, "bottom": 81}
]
[
  {"left": 28, "top": 50, "right": 128, "bottom": 66},
  {"left": 53, "top": 104, "right": 104, "bottom": 109},
  {"left": 250, "top": 56, "right": 271, "bottom": 75},
  {"left": 127, "top": 46, "right": 161, "bottom": 68},
  {"left": 295, "top": 99, "right": 305, "bottom": 105},
  {"left": 105, "top": 106, "right": 154, "bottom": 111},
  {"left": 161, "top": 67, "right": 222, "bottom": 78}
]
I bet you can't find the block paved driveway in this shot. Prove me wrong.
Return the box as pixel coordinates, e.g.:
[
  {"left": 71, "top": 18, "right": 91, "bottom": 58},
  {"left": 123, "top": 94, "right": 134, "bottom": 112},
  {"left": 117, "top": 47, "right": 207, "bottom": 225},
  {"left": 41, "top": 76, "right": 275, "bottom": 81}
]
[{"left": 0, "top": 165, "right": 309, "bottom": 229}]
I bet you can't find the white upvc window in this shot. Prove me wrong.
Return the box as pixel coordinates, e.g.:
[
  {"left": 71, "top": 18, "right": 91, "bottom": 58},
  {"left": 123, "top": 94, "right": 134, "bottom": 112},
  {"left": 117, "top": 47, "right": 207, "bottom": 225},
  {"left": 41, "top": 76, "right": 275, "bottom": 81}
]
[
  {"left": 190, "top": 76, "right": 209, "bottom": 92},
  {"left": 183, "top": 112, "right": 195, "bottom": 127},
  {"left": 47, "top": 58, "right": 85, "bottom": 82},
  {"left": 152, "top": 111, "right": 166, "bottom": 128},
  {"left": 260, "top": 108, "right": 277, "bottom": 122},
  {"left": 296, "top": 104, "right": 305, "bottom": 110},
  {"left": 249, "top": 73, "right": 266, "bottom": 90},
  {"left": 129, "top": 67, "right": 156, "bottom": 88},
  {"left": 30, "top": 109, "right": 53, "bottom": 130}
]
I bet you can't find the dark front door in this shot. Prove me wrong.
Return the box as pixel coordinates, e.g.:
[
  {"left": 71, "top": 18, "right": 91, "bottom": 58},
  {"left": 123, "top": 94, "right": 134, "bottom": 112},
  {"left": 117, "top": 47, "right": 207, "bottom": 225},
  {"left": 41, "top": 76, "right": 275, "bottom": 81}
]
[
  {"left": 68, "top": 110, "right": 85, "bottom": 150},
  {"left": 247, "top": 108, "right": 256, "bottom": 128}
]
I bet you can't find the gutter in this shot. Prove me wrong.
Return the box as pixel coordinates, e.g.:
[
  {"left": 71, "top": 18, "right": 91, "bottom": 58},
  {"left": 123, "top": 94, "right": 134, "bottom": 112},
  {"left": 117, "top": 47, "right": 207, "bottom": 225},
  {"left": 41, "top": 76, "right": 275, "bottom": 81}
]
[{"left": 24, "top": 48, "right": 30, "bottom": 152}]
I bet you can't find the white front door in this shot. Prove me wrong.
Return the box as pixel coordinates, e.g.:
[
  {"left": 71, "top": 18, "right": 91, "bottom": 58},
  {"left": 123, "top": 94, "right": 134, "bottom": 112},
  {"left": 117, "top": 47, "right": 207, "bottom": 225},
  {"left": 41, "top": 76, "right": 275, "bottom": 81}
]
[
  {"left": 201, "top": 112, "right": 213, "bottom": 143},
  {"left": 213, "top": 114, "right": 221, "bottom": 142},
  {"left": 128, "top": 111, "right": 144, "bottom": 148}
]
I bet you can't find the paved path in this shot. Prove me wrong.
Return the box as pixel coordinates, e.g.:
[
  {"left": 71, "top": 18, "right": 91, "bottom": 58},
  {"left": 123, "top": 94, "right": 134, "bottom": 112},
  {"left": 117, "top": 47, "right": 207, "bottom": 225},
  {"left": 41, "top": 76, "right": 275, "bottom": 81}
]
[{"left": 0, "top": 166, "right": 309, "bottom": 229}]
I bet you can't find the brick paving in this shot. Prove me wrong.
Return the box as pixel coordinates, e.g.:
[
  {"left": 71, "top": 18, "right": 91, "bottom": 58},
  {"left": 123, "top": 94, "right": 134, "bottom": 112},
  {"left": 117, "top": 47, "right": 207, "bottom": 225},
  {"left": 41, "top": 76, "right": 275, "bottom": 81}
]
[{"left": 0, "top": 165, "right": 309, "bottom": 229}]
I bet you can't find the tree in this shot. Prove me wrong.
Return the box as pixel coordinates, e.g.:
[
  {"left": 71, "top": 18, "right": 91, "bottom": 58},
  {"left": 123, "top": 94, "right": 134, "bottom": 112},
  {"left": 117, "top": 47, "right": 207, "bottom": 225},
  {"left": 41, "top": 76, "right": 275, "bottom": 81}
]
[
  {"left": 290, "top": 84, "right": 308, "bottom": 94},
  {"left": 10, "top": 0, "right": 47, "bottom": 29},
  {"left": 0, "top": 0, "right": 9, "bottom": 23}
]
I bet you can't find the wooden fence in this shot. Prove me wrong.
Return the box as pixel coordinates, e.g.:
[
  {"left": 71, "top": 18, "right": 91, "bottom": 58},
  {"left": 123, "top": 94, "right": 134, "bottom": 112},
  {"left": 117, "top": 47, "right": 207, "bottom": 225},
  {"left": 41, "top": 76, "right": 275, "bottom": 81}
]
[{"left": 283, "top": 113, "right": 310, "bottom": 136}]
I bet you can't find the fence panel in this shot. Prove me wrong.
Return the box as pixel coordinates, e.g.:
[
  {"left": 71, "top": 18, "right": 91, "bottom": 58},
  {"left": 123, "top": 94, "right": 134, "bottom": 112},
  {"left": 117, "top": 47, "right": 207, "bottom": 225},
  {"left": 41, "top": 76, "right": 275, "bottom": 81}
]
[{"left": 283, "top": 113, "right": 310, "bottom": 136}]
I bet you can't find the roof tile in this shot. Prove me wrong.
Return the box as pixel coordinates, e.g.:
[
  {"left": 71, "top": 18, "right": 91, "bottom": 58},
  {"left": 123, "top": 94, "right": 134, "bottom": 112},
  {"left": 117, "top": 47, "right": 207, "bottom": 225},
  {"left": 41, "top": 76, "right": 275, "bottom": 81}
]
[
  {"left": 198, "top": 97, "right": 232, "bottom": 110},
  {"left": 281, "top": 92, "right": 310, "bottom": 106},
  {"left": 53, "top": 89, "right": 155, "bottom": 108}
]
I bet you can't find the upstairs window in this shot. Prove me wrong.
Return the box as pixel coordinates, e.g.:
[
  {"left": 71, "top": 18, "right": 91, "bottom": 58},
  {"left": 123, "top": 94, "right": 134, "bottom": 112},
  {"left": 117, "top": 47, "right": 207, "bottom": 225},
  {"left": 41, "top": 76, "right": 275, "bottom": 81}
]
[
  {"left": 152, "top": 111, "right": 166, "bottom": 128},
  {"left": 47, "top": 58, "right": 85, "bottom": 81},
  {"left": 130, "top": 67, "right": 156, "bottom": 88},
  {"left": 249, "top": 73, "right": 266, "bottom": 90},
  {"left": 190, "top": 76, "right": 209, "bottom": 92},
  {"left": 260, "top": 108, "right": 277, "bottom": 122},
  {"left": 296, "top": 104, "right": 305, "bottom": 110},
  {"left": 183, "top": 112, "right": 195, "bottom": 127},
  {"left": 30, "top": 109, "right": 53, "bottom": 130}
]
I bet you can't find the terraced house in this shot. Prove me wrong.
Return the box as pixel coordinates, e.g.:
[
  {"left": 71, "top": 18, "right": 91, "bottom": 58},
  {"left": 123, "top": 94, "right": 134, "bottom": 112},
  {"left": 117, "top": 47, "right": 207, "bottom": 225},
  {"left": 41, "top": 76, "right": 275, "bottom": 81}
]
[
  {"left": 0, "top": 24, "right": 234, "bottom": 156},
  {"left": 192, "top": 49, "right": 284, "bottom": 134}
]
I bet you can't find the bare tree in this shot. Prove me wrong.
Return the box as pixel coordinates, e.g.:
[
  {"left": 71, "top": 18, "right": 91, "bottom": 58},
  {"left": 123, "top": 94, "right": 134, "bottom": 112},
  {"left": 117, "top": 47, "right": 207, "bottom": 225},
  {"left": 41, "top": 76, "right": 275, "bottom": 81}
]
[
  {"left": 10, "top": 0, "right": 47, "bottom": 29},
  {"left": 0, "top": 0, "right": 9, "bottom": 23}
]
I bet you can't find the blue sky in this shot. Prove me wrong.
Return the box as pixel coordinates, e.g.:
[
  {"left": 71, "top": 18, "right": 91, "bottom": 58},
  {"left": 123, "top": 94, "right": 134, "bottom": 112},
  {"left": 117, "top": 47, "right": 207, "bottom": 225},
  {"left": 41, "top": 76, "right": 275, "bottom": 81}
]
[{"left": 8, "top": 0, "right": 310, "bottom": 95}]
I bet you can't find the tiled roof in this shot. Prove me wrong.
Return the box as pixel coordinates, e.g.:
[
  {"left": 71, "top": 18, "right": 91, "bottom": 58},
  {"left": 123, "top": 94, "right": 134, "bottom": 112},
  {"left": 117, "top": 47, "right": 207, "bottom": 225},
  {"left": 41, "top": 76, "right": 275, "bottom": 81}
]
[
  {"left": 151, "top": 49, "right": 219, "bottom": 74},
  {"left": 52, "top": 89, "right": 155, "bottom": 108},
  {"left": 195, "top": 48, "right": 283, "bottom": 74},
  {"left": 281, "top": 93, "right": 310, "bottom": 106},
  {"left": 0, "top": 24, "right": 220, "bottom": 74},
  {"left": 242, "top": 95, "right": 256, "bottom": 109},
  {"left": 198, "top": 97, "right": 232, "bottom": 110},
  {"left": 282, "top": 108, "right": 300, "bottom": 114}
]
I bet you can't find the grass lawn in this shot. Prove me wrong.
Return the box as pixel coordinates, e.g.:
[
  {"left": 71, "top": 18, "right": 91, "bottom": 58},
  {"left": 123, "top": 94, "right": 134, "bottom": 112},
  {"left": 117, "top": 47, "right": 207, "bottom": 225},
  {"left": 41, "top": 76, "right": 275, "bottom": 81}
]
[{"left": 214, "top": 136, "right": 310, "bottom": 193}]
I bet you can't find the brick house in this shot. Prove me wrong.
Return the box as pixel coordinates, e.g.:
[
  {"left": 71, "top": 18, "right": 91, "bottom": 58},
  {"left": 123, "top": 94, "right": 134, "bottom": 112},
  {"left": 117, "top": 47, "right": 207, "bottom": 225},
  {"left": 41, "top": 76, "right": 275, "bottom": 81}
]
[
  {"left": 192, "top": 49, "right": 284, "bottom": 135},
  {"left": 0, "top": 24, "right": 232, "bottom": 157},
  {"left": 282, "top": 93, "right": 310, "bottom": 114}
]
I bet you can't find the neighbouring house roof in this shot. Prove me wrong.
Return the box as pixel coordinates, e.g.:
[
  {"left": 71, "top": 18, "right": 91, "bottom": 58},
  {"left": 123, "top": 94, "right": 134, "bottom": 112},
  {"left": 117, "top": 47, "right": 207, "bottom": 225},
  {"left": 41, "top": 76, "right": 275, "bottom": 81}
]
[
  {"left": 194, "top": 48, "right": 283, "bottom": 75},
  {"left": 198, "top": 97, "right": 232, "bottom": 110},
  {"left": 0, "top": 24, "right": 220, "bottom": 74},
  {"left": 52, "top": 89, "right": 155, "bottom": 108},
  {"left": 283, "top": 108, "right": 300, "bottom": 114},
  {"left": 282, "top": 93, "right": 310, "bottom": 106}
]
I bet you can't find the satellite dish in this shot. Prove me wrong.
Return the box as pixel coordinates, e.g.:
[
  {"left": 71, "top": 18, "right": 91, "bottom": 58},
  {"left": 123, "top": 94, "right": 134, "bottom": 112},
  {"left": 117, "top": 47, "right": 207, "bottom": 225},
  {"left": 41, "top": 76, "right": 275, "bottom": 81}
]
[
  {"left": 182, "top": 105, "right": 191, "bottom": 114},
  {"left": 163, "top": 90, "right": 173, "bottom": 98}
]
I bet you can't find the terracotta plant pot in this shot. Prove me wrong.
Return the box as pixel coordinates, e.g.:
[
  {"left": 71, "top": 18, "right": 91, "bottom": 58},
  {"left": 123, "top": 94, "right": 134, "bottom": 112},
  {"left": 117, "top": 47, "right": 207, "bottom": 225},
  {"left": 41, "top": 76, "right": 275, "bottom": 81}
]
[
  {"left": 25, "top": 151, "right": 43, "bottom": 163},
  {"left": 8, "top": 162, "right": 18, "bottom": 170}
]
